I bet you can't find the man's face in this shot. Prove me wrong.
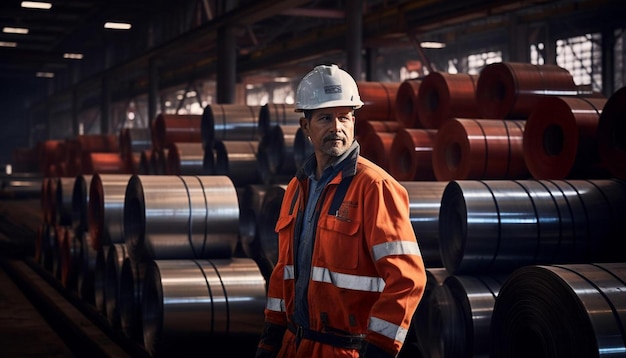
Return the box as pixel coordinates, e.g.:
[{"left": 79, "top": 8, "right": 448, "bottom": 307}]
[{"left": 300, "top": 106, "right": 355, "bottom": 160}]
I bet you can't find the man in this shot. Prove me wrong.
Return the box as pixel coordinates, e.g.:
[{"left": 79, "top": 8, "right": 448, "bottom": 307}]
[{"left": 256, "top": 64, "right": 426, "bottom": 357}]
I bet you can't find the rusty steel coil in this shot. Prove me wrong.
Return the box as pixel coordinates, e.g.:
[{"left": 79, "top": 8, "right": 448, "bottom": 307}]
[
  {"left": 81, "top": 152, "right": 130, "bottom": 175},
  {"left": 94, "top": 245, "right": 108, "bottom": 315},
  {"left": 71, "top": 174, "right": 92, "bottom": 234},
  {"left": 257, "top": 125, "right": 299, "bottom": 185},
  {"left": 411, "top": 268, "right": 449, "bottom": 358},
  {"left": 142, "top": 258, "right": 266, "bottom": 357},
  {"left": 104, "top": 243, "right": 128, "bottom": 328},
  {"left": 166, "top": 142, "right": 207, "bottom": 175},
  {"left": 119, "top": 127, "right": 152, "bottom": 160},
  {"left": 400, "top": 181, "right": 449, "bottom": 268},
  {"left": 491, "top": 263, "right": 626, "bottom": 358},
  {"left": 523, "top": 96, "right": 608, "bottom": 179},
  {"left": 293, "top": 127, "right": 314, "bottom": 171},
  {"left": 258, "top": 103, "right": 302, "bottom": 137},
  {"left": 256, "top": 185, "right": 287, "bottom": 274},
  {"left": 151, "top": 113, "right": 202, "bottom": 151},
  {"left": 428, "top": 274, "right": 505, "bottom": 358},
  {"left": 357, "top": 81, "right": 402, "bottom": 122},
  {"left": 355, "top": 119, "right": 404, "bottom": 143},
  {"left": 213, "top": 140, "right": 261, "bottom": 187},
  {"left": 124, "top": 175, "right": 239, "bottom": 262},
  {"left": 77, "top": 231, "right": 98, "bottom": 304},
  {"left": 54, "top": 176, "right": 75, "bottom": 226},
  {"left": 417, "top": 72, "right": 480, "bottom": 129},
  {"left": 360, "top": 131, "right": 397, "bottom": 172},
  {"left": 598, "top": 86, "right": 626, "bottom": 179},
  {"left": 60, "top": 231, "right": 82, "bottom": 291},
  {"left": 395, "top": 79, "right": 423, "bottom": 128},
  {"left": 119, "top": 257, "right": 147, "bottom": 343},
  {"left": 88, "top": 174, "right": 132, "bottom": 251},
  {"left": 476, "top": 62, "right": 579, "bottom": 119},
  {"left": 390, "top": 128, "right": 437, "bottom": 181},
  {"left": 439, "top": 180, "right": 626, "bottom": 275},
  {"left": 201, "top": 104, "right": 262, "bottom": 149},
  {"left": 139, "top": 150, "right": 152, "bottom": 175},
  {"left": 433, "top": 118, "right": 528, "bottom": 181}
]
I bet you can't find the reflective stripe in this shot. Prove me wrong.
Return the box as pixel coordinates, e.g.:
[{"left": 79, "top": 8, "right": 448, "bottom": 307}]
[
  {"left": 266, "top": 297, "right": 285, "bottom": 312},
  {"left": 371, "top": 241, "right": 421, "bottom": 261},
  {"left": 368, "top": 316, "right": 407, "bottom": 343},
  {"left": 311, "top": 266, "right": 385, "bottom": 292},
  {"left": 284, "top": 265, "right": 295, "bottom": 280}
]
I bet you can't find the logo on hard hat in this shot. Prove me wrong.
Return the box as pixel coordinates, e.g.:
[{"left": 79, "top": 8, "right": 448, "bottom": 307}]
[{"left": 324, "top": 85, "right": 342, "bottom": 94}]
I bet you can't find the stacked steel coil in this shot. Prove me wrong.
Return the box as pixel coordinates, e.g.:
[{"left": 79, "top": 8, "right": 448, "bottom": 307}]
[
  {"left": 597, "top": 86, "right": 626, "bottom": 180},
  {"left": 151, "top": 114, "right": 202, "bottom": 151},
  {"left": 212, "top": 140, "right": 261, "bottom": 186},
  {"left": 395, "top": 79, "right": 423, "bottom": 128},
  {"left": 390, "top": 128, "right": 437, "bottom": 181},
  {"left": 201, "top": 104, "right": 262, "bottom": 148},
  {"left": 357, "top": 81, "right": 402, "bottom": 122},
  {"left": 166, "top": 142, "right": 207, "bottom": 175},
  {"left": 118, "top": 257, "right": 147, "bottom": 342},
  {"left": 88, "top": 174, "right": 132, "bottom": 251},
  {"left": 293, "top": 128, "right": 314, "bottom": 170},
  {"left": 258, "top": 103, "right": 302, "bottom": 137},
  {"left": 417, "top": 72, "right": 480, "bottom": 129},
  {"left": 257, "top": 125, "right": 299, "bottom": 185}
]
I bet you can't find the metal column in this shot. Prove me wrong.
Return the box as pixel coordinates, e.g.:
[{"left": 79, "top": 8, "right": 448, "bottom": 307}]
[
  {"left": 346, "top": 0, "right": 363, "bottom": 80},
  {"left": 149, "top": 59, "right": 159, "bottom": 125},
  {"left": 217, "top": 25, "right": 236, "bottom": 104}
]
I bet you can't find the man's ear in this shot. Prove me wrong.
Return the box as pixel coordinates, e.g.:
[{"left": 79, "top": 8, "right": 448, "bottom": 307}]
[{"left": 299, "top": 116, "right": 309, "bottom": 135}]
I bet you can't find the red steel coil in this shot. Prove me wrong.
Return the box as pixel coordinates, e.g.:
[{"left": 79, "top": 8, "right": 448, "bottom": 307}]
[
  {"left": 81, "top": 152, "right": 130, "bottom": 174},
  {"left": 523, "top": 96, "right": 608, "bottom": 179},
  {"left": 417, "top": 72, "right": 480, "bottom": 129},
  {"left": 355, "top": 119, "right": 404, "bottom": 143},
  {"left": 151, "top": 113, "right": 202, "bottom": 151},
  {"left": 598, "top": 86, "right": 626, "bottom": 179},
  {"left": 390, "top": 128, "right": 437, "bottom": 181},
  {"left": 395, "top": 79, "right": 423, "bottom": 128},
  {"left": 360, "top": 131, "right": 397, "bottom": 172},
  {"left": 476, "top": 62, "right": 579, "bottom": 119},
  {"left": 433, "top": 118, "right": 528, "bottom": 181},
  {"left": 37, "top": 140, "right": 65, "bottom": 175},
  {"left": 357, "top": 81, "right": 402, "bottom": 122}
]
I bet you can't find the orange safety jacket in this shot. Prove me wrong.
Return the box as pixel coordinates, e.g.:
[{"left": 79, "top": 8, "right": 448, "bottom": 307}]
[{"left": 258, "top": 147, "right": 426, "bottom": 357}]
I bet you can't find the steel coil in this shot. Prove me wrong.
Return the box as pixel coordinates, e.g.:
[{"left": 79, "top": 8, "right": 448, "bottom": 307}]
[
  {"left": 139, "top": 150, "right": 153, "bottom": 175},
  {"left": 149, "top": 148, "right": 168, "bottom": 175},
  {"left": 166, "top": 142, "right": 207, "bottom": 175},
  {"left": 257, "top": 125, "right": 299, "bottom": 185},
  {"left": 598, "top": 86, "right": 626, "bottom": 179},
  {"left": 94, "top": 245, "right": 108, "bottom": 315},
  {"left": 395, "top": 79, "right": 423, "bottom": 128},
  {"left": 417, "top": 72, "right": 480, "bottom": 129},
  {"left": 428, "top": 274, "right": 505, "bottom": 358},
  {"left": 201, "top": 104, "right": 262, "bottom": 149},
  {"left": 475, "top": 62, "right": 578, "bottom": 119},
  {"left": 293, "top": 127, "right": 314, "bottom": 171},
  {"left": 523, "top": 96, "right": 608, "bottom": 179},
  {"left": 357, "top": 81, "right": 402, "bottom": 122},
  {"left": 390, "top": 128, "right": 437, "bottom": 181},
  {"left": 77, "top": 231, "right": 97, "bottom": 304},
  {"left": 124, "top": 175, "right": 239, "bottom": 262},
  {"left": 360, "top": 131, "right": 397, "bottom": 172},
  {"left": 119, "top": 257, "right": 147, "bottom": 343},
  {"left": 433, "top": 118, "right": 528, "bottom": 180},
  {"left": 258, "top": 103, "right": 302, "bottom": 137},
  {"left": 213, "top": 140, "right": 261, "bottom": 187},
  {"left": 411, "top": 268, "right": 449, "bottom": 358},
  {"left": 491, "top": 263, "right": 626, "bottom": 358},
  {"left": 238, "top": 184, "right": 274, "bottom": 281},
  {"left": 104, "top": 243, "right": 128, "bottom": 328},
  {"left": 142, "top": 258, "right": 266, "bottom": 357},
  {"left": 88, "top": 174, "right": 132, "bottom": 251},
  {"left": 60, "top": 230, "right": 82, "bottom": 291},
  {"left": 71, "top": 174, "right": 92, "bottom": 235},
  {"left": 54, "top": 176, "right": 75, "bottom": 226},
  {"left": 51, "top": 225, "right": 68, "bottom": 279},
  {"left": 151, "top": 114, "right": 202, "bottom": 151},
  {"left": 439, "top": 180, "right": 626, "bottom": 275},
  {"left": 81, "top": 152, "right": 130, "bottom": 175},
  {"left": 119, "top": 127, "right": 152, "bottom": 160},
  {"left": 355, "top": 119, "right": 403, "bottom": 144},
  {"left": 256, "top": 185, "right": 287, "bottom": 273}
]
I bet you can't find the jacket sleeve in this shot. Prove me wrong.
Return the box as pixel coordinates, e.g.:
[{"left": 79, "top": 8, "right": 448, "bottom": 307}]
[{"left": 361, "top": 178, "right": 426, "bottom": 356}]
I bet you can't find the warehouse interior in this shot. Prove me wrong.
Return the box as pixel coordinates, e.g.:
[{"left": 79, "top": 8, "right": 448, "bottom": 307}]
[{"left": 1, "top": 0, "right": 625, "bottom": 357}]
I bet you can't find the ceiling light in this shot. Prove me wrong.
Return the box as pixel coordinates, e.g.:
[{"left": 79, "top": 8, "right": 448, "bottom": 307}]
[
  {"left": 104, "top": 22, "right": 132, "bottom": 30},
  {"left": 0, "top": 41, "right": 17, "bottom": 47},
  {"left": 274, "top": 77, "right": 290, "bottom": 83},
  {"left": 63, "top": 53, "right": 84, "bottom": 59},
  {"left": 3, "top": 27, "right": 29, "bottom": 34},
  {"left": 21, "top": 1, "right": 52, "bottom": 9},
  {"left": 36, "top": 72, "right": 54, "bottom": 78},
  {"left": 420, "top": 41, "right": 446, "bottom": 49}
]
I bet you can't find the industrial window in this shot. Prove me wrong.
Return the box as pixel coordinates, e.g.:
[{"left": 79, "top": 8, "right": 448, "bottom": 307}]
[
  {"left": 467, "top": 51, "right": 502, "bottom": 75},
  {"left": 530, "top": 43, "right": 545, "bottom": 65},
  {"left": 556, "top": 33, "right": 602, "bottom": 92},
  {"left": 615, "top": 29, "right": 625, "bottom": 90}
]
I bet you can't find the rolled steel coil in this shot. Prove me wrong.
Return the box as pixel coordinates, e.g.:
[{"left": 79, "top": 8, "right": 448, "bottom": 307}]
[
  {"left": 360, "top": 131, "right": 397, "bottom": 172},
  {"left": 88, "top": 174, "right": 132, "bottom": 251},
  {"left": 417, "top": 72, "right": 480, "bottom": 129},
  {"left": 438, "top": 179, "right": 626, "bottom": 275},
  {"left": 40, "top": 177, "right": 51, "bottom": 223},
  {"left": 71, "top": 174, "right": 92, "bottom": 235},
  {"left": 238, "top": 184, "right": 275, "bottom": 281},
  {"left": 94, "top": 245, "right": 108, "bottom": 315},
  {"left": 475, "top": 62, "right": 579, "bottom": 119},
  {"left": 119, "top": 257, "right": 147, "bottom": 343},
  {"left": 213, "top": 140, "right": 261, "bottom": 187},
  {"left": 81, "top": 152, "right": 130, "bottom": 175},
  {"left": 395, "top": 79, "right": 423, "bottom": 128},
  {"left": 258, "top": 103, "right": 302, "bottom": 137},
  {"left": 150, "top": 148, "right": 168, "bottom": 175},
  {"left": 400, "top": 181, "right": 449, "bottom": 268},
  {"left": 119, "top": 127, "right": 152, "bottom": 160},
  {"left": 151, "top": 114, "right": 202, "bottom": 151},
  {"left": 139, "top": 150, "right": 153, "bottom": 175},
  {"left": 357, "top": 81, "right": 402, "bottom": 122},
  {"left": 104, "top": 243, "right": 128, "bottom": 328},
  {"left": 125, "top": 152, "right": 142, "bottom": 175},
  {"left": 124, "top": 175, "right": 239, "bottom": 262},
  {"left": 166, "top": 142, "right": 207, "bottom": 175},
  {"left": 598, "top": 86, "right": 626, "bottom": 179},
  {"left": 54, "top": 176, "right": 75, "bottom": 226},
  {"left": 355, "top": 119, "right": 404, "bottom": 143},
  {"left": 256, "top": 185, "right": 287, "bottom": 273},
  {"left": 142, "top": 258, "right": 266, "bottom": 357},
  {"left": 433, "top": 118, "right": 528, "bottom": 180},
  {"left": 410, "top": 268, "right": 449, "bottom": 358},
  {"left": 523, "top": 96, "right": 608, "bottom": 179},
  {"left": 201, "top": 104, "right": 262, "bottom": 149},
  {"left": 491, "top": 263, "right": 626, "bottom": 358},
  {"left": 428, "top": 274, "right": 505, "bottom": 358},
  {"left": 37, "top": 139, "right": 65, "bottom": 175},
  {"left": 257, "top": 125, "right": 299, "bottom": 185},
  {"left": 293, "top": 127, "right": 314, "bottom": 171},
  {"left": 51, "top": 224, "right": 68, "bottom": 280},
  {"left": 77, "top": 231, "right": 98, "bottom": 304},
  {"left": 390, "top": 128, "right": 437, "bottom": 181},
  {"left": 60, "top": 231, "right": 82, "bottom": 291}
]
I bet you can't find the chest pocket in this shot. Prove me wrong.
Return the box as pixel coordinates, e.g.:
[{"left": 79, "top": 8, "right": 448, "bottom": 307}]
[{"left": 317, "top": 215, "right": 361, "bottom": 270}]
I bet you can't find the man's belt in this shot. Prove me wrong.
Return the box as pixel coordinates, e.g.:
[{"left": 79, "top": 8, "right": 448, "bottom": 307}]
[{"left": 288, "top": 323, "right": 365, "bottom": 350}]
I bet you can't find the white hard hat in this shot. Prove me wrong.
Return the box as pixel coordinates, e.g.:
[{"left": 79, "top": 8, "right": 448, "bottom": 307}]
[{"left": 294, "top": 64, "right": 364, "bottom": 112}]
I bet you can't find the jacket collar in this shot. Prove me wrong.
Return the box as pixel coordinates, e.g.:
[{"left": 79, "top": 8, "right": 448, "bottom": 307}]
[{"left": 296, "top": 140, "right": 360, "bottom": 182}]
